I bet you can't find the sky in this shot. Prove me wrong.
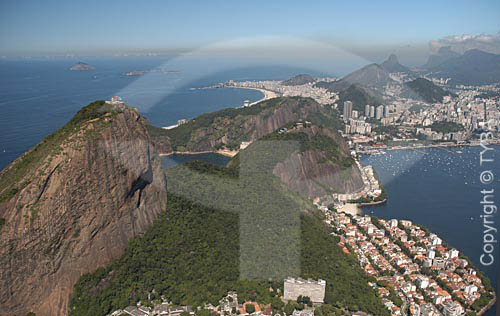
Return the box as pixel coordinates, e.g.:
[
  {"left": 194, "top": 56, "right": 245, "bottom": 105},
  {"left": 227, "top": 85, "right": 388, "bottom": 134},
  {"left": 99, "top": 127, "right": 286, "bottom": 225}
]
[{"left": 1, "top": 0, "right": 499, "bottom": 65}]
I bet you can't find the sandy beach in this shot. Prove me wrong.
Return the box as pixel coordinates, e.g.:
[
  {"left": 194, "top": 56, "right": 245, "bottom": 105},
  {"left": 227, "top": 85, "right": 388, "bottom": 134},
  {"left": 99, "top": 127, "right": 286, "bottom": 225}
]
[
  {"left": 159, "top": 150, "right": 239, "bottom": 157},
  {"left": 224, "top": 86, "right": 279, "bottom": 105},
  {"left": 338, "top": 203, "right": 361, "bottom": 215}
]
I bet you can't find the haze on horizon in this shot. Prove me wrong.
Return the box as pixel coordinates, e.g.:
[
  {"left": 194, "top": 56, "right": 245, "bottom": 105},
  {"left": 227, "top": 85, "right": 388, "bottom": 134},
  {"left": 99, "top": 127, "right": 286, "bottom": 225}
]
[{"left": 1, "top": 0, "right": 500, "bottom": 67}]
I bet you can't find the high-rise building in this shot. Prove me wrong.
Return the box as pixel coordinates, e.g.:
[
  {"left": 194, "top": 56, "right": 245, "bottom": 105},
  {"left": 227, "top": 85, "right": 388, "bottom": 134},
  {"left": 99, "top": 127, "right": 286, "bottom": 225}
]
[
  {"left": 352, "top": 110, "right": 359, "bottom": 119},
  {"left": 370, "top": 105, "right": 375, "bottom": 118},
  {"left": 365, "top": 104, "right": 370, "bottom": 117},
  {"left": 343, "top": 101, "right": 353, "bottom": 121},
  {"left": 384, "top": 105, "right": 390, "bottom": 118},
  {"left": 376, "top": 105, "right": 384, "bottom": 120}
]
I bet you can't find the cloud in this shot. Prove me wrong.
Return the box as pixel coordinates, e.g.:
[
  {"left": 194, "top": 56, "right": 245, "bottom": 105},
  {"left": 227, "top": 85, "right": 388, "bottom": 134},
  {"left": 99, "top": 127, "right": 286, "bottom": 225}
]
[{"left": 429, "top": 31, "right": 500, "bottom": 54}]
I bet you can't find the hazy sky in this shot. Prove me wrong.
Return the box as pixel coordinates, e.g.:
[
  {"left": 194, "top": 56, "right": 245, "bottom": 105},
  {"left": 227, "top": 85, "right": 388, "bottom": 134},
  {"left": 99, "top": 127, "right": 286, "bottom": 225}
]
[{"left": 1, "top": 0, "right": 499, "bottom": 64}]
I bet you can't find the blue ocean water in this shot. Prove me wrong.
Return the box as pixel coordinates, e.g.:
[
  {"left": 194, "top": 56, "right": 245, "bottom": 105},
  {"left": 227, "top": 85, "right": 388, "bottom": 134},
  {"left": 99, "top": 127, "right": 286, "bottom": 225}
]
[
  {"left": 1, "top": 58, "right": 497, "bottom": 314},
  {"left": 162, "top": 153, "right": 231, "bottom": 169},
  {"left": 0, "top": 57, "right": 325, "bottom": 169},
  {"left": 362, "top": 146, "right": 499, "bottom": 315}
]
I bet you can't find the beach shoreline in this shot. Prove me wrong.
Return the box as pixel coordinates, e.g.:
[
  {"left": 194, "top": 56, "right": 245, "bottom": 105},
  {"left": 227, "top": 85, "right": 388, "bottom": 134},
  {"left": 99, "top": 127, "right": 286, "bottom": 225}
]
[
  {"left": 159, "top": 149, "right": 239, "bottom": 158},
  {"left": 359, "top": 141, "right": 500, "bottom": 154},
  {"left": 223, "top": 86, "right": 279, "bottom": 105}
]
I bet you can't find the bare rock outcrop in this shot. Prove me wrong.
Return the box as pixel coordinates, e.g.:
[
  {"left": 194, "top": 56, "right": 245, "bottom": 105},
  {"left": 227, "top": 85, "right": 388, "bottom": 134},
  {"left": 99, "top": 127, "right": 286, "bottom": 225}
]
[{"left": 0, "top": 101, "right": 167, "bottom": 315}]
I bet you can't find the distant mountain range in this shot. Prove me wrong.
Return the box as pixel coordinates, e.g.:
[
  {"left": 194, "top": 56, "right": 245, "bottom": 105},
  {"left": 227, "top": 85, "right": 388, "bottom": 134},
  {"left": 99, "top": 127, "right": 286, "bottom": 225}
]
[
  {"left": 424, "top": 49, "right": 500, "bottom": 85},
  {"left": 313, "top": 53, "right": 459, "bottom": 106},
  {"left": 422, "top": 46, "right": 461, "bottom": 69}
]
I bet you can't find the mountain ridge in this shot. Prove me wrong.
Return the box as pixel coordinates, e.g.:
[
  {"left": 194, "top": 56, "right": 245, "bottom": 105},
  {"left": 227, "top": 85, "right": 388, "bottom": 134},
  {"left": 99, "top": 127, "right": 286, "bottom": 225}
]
[
  {"left": 0, "top": 101, "right": 167, "bottom": 316},
  {"left": 426, "top": 49, "right": 500, "bottom": 85}
]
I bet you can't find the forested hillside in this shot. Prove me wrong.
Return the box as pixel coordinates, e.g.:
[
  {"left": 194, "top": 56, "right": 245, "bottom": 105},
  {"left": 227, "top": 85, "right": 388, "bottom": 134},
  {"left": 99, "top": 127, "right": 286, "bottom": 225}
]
[{"left": 70, "top": 139, "right": 389, "bottom": 316}]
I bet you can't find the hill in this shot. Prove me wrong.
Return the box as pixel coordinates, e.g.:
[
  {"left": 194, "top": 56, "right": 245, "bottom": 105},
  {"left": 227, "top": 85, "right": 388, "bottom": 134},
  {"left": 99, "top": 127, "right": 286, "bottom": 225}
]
[
  {"left": 321, "top": 63, "right": 392, "bottom": 92},
  {"left": 69, "top": 62, "right": 95, "bottom": 71},
  {"left": 263, "top": 123, "right": 364, "bottom": 196},
  {"left": 403, "top": 78, "right": 454, "bottom": 103},
  {"left": 314, "top": 63, "right": 392, "bottom": 105},
  {"left": 429, "top": 49, "right": 500, "bottom": 85},
  {"left": 337, "top": 84, "right": 383, "bottom": 113},
  {"left": 282, "top": 74, "right": 316, "bottom": 86},
  {"left": 156, "top": 97, "right": 323, "bottom": 152},
  {"left": 151, "top": 96, "right": 364, "bottom": 196},
  {"left": 422, "top": 46, "right": 460, "bottom": 69},
  {"left": 69, "top": 138, "right": 389, "bottom": 316},
  {"left": 0, "top": 101, "right": 167, "bottom": 315},
  {"left": 380, "top": 54, "right": 410, "bottom": 73}
]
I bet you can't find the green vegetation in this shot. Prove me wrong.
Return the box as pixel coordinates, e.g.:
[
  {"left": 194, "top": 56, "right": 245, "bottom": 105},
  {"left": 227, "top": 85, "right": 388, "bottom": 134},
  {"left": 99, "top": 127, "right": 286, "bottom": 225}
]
[
  {"left": 373, "top": 125, "right": 399, "bottom": 138},
  {"left": 0, "top": 100, "right": 116, "bottom": 203},
  {"left": 145, "top": 124, "right": 171, "bottom": 138},
  {"left": 262, "top": 128, "right": 353, "bottom": 168},
  {"left": 428, "top": 121, "right": 465, "bottom": 134},
  {"left": 337, "top": 84, "right": 382, "bottom": 113},
  {"left": 296, "top": 295, "right": 312, "bottom": 306},
  {"left": 404, "top": 78, "right": 454, "bottom": 104},
  {"left": 70, "top": 143, "right": 388, "bottom": 315},
  {"left": 245, "top": 303, "right": 256, "bottom": 314},
  {"left": 162, "top": 97, "right": 315, "bottom": 151},
  {"left": 306, "top": 108, "right": 344, "bottom": 132},
  {"left": 70, "top": 193, "right": 278, "bottom": 314},
  {"left": 301, "top": 213, "right": 388, "bottom": 315},
  {"left": 0, "top": 217, "right": 5, "bottom": 231}
]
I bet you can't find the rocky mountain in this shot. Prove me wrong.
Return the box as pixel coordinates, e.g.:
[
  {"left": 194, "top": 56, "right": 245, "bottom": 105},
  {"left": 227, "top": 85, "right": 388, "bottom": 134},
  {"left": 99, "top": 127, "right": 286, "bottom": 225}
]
[
  {"left": 151, "top": 96, "right": 364, "bottom": 197},
  {"left": 158, "top": 97, "right": 324, "bottom": 153},
  {"left": 281, "top": 74, "right": 316, "bottom": 86},
  {"left": 268, "top": 125, "right": 364, "bottom": 197},
  {"left": 422, "top": 46, "right": 460, "bottom": 69},
  {"left": 380, "top": 54, "right": 410, "bottom": 73},
  {"left": 0, "top": 101, "right": 167, "bottom": 315},
  {"left": 69, "top": 62, "right": 95, "bottom": 71},
  {"left": 427, "top": 49, "right": 500, "bottom": 85},
  {"left": 315, "top": 63, "right": 393, "bottom": 95}
]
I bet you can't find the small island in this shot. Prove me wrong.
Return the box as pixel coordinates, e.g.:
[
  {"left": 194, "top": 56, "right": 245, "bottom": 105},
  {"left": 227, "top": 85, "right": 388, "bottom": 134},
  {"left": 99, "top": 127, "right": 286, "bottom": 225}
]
[{"left": 69, "top": 62, "right": 95, "bottom": 71}]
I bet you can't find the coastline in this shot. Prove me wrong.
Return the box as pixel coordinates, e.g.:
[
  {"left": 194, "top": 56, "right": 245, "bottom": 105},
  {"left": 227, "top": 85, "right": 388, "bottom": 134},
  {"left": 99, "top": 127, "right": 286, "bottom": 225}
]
[
  {"left": 220, "top": 86, "right": 279, "bottom": 105},
  {"left": 160, "top": 150, "right": 239, "bottom": 158},
  {"left": 359, "top": 140, "right": 500, "bottom": 154},
  {"left": 477, "top": 294, "right": 496, "bottom": 316},
  {"left": 357, "top": 198, "right": 387, "bottom": 207}
]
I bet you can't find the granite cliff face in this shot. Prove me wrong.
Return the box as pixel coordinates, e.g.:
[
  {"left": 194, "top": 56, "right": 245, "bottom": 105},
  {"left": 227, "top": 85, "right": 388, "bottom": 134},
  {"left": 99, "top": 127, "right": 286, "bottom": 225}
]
[
  {"left": 271, "top": 126, "right": 364, "bottom": 197},
  {"left": 0, "top": 101, "right": 167, "bottom": 315},
  {"left": 160, "top": 97, "right": 323, "bottom": 153}
]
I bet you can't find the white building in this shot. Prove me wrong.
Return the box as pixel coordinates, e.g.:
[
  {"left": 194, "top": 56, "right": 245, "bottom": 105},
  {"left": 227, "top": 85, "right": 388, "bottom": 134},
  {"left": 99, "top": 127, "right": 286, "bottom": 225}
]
[
  {"left": 442, "top": 301, "right": 463, "bottom": 316},
  {"left": 464, "top": 284, "right": 478, "bottom": 295},
  {"left": 427, "top": 250, "right": 435, "bottom": 260},
  {"left": 448, "top": 249, "right": 459, "bottom": 259},
  {"left": 283, "top": 277, "right": 326, "bottom": 303},
  {"left": 429, "top": 234, "right": 442, "bottom": 246}
]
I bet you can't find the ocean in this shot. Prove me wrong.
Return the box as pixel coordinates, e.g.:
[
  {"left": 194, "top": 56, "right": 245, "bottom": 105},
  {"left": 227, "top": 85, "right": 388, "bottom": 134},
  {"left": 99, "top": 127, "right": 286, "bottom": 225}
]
[
  {"left": 362, "top": 147, "right": 499, "bottom": 315},
  {"left": 0, "top": 57, "right": 498, "bottom": 314},
  {"left": 0, "top": 57, "right": 327, "bottom": 170}
]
